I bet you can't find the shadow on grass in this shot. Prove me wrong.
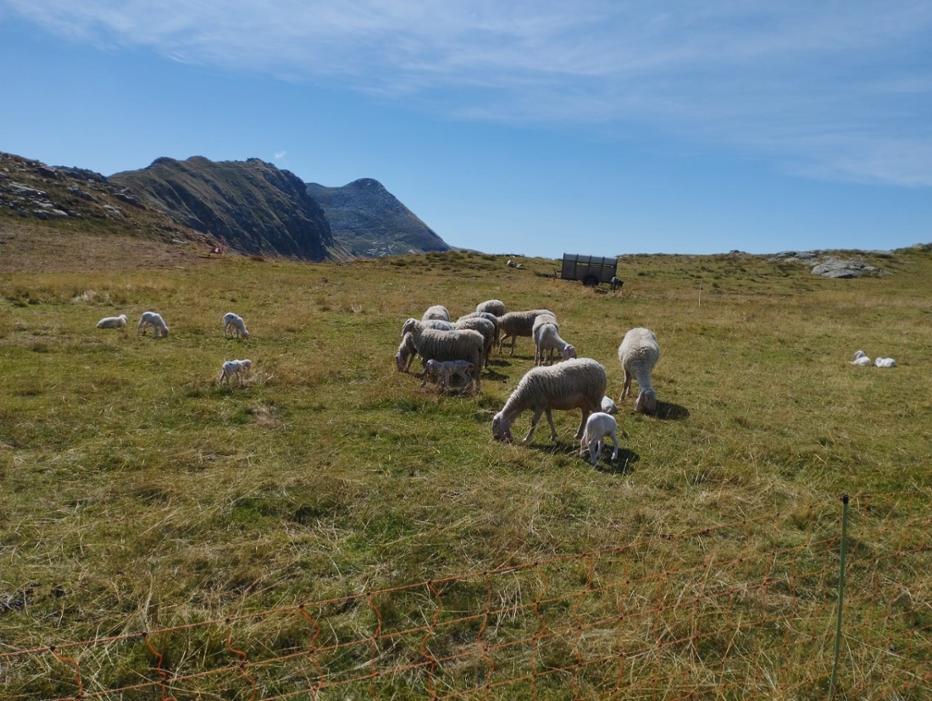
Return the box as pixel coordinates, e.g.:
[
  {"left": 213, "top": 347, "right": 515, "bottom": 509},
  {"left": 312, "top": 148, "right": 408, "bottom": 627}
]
[
  {"left": 524, "top": 440, "right": 640, "bottom": 474},
  {"left": 655, "top": 401, "right": 690, "bottom": 421},
  {"left": 482, "top": 368, "right": 510, "bottom": 382}
]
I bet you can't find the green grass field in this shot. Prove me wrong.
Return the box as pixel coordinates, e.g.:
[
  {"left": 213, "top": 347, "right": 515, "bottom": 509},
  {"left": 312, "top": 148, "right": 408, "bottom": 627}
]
[{"left": 1, "top": 241, "right": 929, "bottom": 699}]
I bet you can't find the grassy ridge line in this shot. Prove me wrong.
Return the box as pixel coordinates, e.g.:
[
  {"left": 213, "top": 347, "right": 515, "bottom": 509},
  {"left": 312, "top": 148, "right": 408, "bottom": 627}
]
[{"left": 0, "top": 248, "right": 929, "bottom": 697}]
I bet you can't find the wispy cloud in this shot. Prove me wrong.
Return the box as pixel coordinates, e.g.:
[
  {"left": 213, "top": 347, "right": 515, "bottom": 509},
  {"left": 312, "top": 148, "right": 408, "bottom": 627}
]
[
  {"left": 6, "top": 1, "right": 932, "bottom": 186},
  {"left": 273, "top": 150, "right": 287, "bottom": 162}
]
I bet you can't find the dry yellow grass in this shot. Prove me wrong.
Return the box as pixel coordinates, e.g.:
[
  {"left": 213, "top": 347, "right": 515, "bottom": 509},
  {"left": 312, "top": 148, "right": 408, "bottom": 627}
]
[{"left": 0, "top": 226, "right": 929, "bottom": 699}]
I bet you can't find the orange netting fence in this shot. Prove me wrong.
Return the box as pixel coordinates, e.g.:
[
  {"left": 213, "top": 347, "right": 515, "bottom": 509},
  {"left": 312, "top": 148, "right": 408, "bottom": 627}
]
[{"left": 1, "top": 507, "right": 928, "bottom": 699}]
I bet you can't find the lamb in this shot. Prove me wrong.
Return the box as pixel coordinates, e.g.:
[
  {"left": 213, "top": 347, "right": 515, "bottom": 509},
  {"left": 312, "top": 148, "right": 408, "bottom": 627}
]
[
  {"left": 496, "top": 309, "right": 554, "bottom": 356},
  {"left": 422, "top": 359, "right": 476, "bottom": 393},
  {"left": 401, "top": 318, "right": 454, "bottom": 339},
  {"left": 600, "top": 396, "right": 617, "bottom": 414},
  {"left": 475, "top": 299, "right": 506, "bottom": 317},
  {"left": 850, "top": 350, "right": 872, "bottom": 367},
  {"left": 874, "top": 357, "right": 897, "bottom": 368},
  {"left": 454, "top": 316, "right": 496, "bottom": 367},
  {"left": 491, "top": 358, "right": 607, "bottom": 444},
  {"left": 138, "top": 311, "right": 169, "bottom": 338},
  {"left": 618, "top": 327, "right": 660, "bottom": 414},
  {"left": 398, "top": 328, "right": 485, "bottom": 391},
  {"left": 222, "top": 312, "right": 249, "bottom": 339},
  {"left": 96, "top": 314, "right": 128, "bottom": 331},
  {"left": 579, "top": 412, "right": 620, "bottom": 466},
  {"left": 533, "top": 319, "right": 576, "bottom": 366},
  {"left": 422, "top": 305, "right": 451, "bottom": 322},
  {"left": 218, "top": 358, "right": 253, "bottom": 386}
]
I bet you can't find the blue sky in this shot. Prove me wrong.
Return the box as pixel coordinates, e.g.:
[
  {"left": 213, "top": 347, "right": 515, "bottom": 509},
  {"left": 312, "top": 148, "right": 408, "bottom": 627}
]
[{"left": 1, "top": 2, "right": 930, "bottom": 256}]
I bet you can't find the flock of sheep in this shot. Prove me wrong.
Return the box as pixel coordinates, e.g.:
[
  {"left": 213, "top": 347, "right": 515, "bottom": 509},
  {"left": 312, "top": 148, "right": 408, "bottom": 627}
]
[
  {"left": 96, "top": 298, "right": 661, "bottom": 467},
  {"left": 96, "top": 310, "right": 254, "bottom": 385},
  {"left": 394, "top": 299, "right": 660, "bottom": 466}
]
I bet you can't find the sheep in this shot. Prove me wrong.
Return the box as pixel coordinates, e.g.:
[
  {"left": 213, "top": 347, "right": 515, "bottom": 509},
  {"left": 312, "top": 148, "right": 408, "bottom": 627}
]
[
  {"left": 422, "top": 305, "right": 451, "bottom": 322},
  {"left": 491, "top": 358, "right": 606, "bottom": 444},
  {"left": 422, "top": 359, "right": 476, "bottom": 393},
  {"left": 222, "top": 312, "right": 249, "bottom": 339},
  {"left": 395, "top": 332, "right": 418, "bottom": 372},
  {"left": 400, "top": 328, "right": 485, "bottom": 392},
  {"left": 96, "top": 314, "right": 128, "bottom": 331},
  {"left": 218, "top": 358, "right": 253, "bottom": 386},
  {"left": 850, "top": 350, "right": 872, "bottom": 367},
  {"left": 579, "top": 412, "right": 620, "bottom": 466},
  {"left": 496, "top": 309, "right": 554, "bottom": 356},
  {"left": 874, "top": 357, "right": 897, "bottom": 368},
  {"left": 600, "top": 396, "right": 617, "bottom": 414},
  {"left": 476, "top": 299, "right": 506, "bottom": 317},
  {"left": 533, "top": 319, "right": 576, "bottom": 366},
  {"left": 401, "top": 318, "right": 454, "bottom": 339},
  {"left": 138, "top": 311, "right": 169, "bottom": 338},
  {"left": 459, "top": 311, "right": 500, "bottom": 347},
  {"left": 618, "top": 327, "right": 660, "bottom": 414},
  {"left": 454, "top": 316, "right": 496, "bottom": 367}
]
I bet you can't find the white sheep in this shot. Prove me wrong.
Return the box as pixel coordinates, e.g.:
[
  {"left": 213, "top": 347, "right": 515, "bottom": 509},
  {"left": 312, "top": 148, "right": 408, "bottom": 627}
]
[
  {"left": 850, "top": 350, "right": 872, "bottom": 366},
  {"left": 492, "top": 358, "right": 606, "bottom": 444},
  {"left": 218, "top": 358, "right": 253, "bottom": 386},
  {"left": 475, "top": 300, "right": 506, "bottom": 317},
  {"left": 459, "top": 311, "right": 500, "bottom": 347},
  {"left": 422, "top": 359, "right": 476, "bottom": 393},
  {"left": 874, "top": 357, "right": 896, "bottom": 368},
  {"left": 618, "top": 327, "right": 660, "bottom": 414},
  {"left": 422, "top": 305, "right": 451, "bottom": 322},
  {"left": 579, "top": 412, "right": 620, "bottom": 466},
  {"left": 222, "top": 312, "right": 249, "bottom": 339},
  {"left": 496, "top": 309, "right": 554, "bottom": 356},
  {"left": 454, "top": 316, "right": 496, "bottom": 367},
  {"left": 96, "top": 314, "right": 128, "bottom": 331},
  {"left": 401, "top": 318, "right": 454, "bottom": 339},
  {"left": 138, "top": 311, "right": 169, "bottom": 338},
  {"left": 600, "top": 396, "right": 617, "bottom": 414},
  {"left": 533, "top": 319, "right": 576, "bottom": 365},
  {"left": 397, "top": 328, "right": 485, "bottom": 391}
]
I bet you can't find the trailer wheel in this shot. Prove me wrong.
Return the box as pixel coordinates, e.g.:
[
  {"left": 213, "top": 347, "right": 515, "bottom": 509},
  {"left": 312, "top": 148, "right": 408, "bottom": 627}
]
[{"left": 582, "top": 274, "right": 599, "bottom": 287}]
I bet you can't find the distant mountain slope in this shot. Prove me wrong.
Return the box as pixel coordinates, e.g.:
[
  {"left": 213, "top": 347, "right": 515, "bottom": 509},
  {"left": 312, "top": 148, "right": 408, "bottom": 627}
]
[
  {"left": 307, "top": 178, "right": 449, "bottom": 257},
  {"left": 0, "top": 151, "right": 212, "bottom": 244},
  {"left": 112, "top": 156, "right": 345, "bottom": 261}
]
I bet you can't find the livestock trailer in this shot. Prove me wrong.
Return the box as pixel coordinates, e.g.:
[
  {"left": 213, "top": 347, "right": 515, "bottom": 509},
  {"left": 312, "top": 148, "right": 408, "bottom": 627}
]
[{"left": 561, "top": 253, "right": 618, "bottom": 285}]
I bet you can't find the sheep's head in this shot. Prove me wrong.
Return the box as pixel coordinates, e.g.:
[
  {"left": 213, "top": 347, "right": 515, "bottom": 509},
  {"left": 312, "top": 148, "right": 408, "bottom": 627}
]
[
  {"left": 491, "top": 412, "right": 513, "bottom": 443},
  {"left": 242, "top": 359, "right": 253, "bottom": 371},
  {"left": 394, "top": 350, "right": 407, "bottom": 372},
  {"left": 562, "top": 344, "right": 577, "bottom": 361},
  {"left": 635, "top": 389, "right": 657, "bottom": 415},
  {"left": 241, "top": 329, "right": 250, "bottom": 339},
  {"left": 118, "top": 314, "right": 128, "bottom": 322},
  {"left": 401, "top": 318, "right": 418, "bottom": 338}
]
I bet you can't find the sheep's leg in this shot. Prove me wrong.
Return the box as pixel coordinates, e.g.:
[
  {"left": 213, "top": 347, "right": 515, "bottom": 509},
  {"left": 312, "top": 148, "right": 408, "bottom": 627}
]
[
  {"left": 579, "top": 432, "right": 589, "bottom": 457},
  {"left": 609, "top": 430, "right": 619, "bottom": 463},
  {"left": 575, "top": 409, "right": 590, "bottom": 440},
  {"left": 620, "top": 370, "right": 631, "bottom": 401},
  {"left": 590, "top": 439, "right": 601, "bottom": 466},
  {"left": 545, "top": 409, "right": 558, "bottom": 443},
  {"left": 509, "top": 335, "right": 517, "bottom": 356},
  {"left": 522, "top": 409, "right": 543, "bottom": 443}
]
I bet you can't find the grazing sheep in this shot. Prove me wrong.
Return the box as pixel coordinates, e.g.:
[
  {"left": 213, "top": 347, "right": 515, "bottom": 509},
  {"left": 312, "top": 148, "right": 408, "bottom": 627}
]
[
  {"left": 533, "top": 320, "right": 576, "bottom": 365},
  {"left": 222, "top": 312, "right": 249, "bottom": 339},
  {"left": 874, "top": 357, "right": 897, "bottom": 368},
  {"left": 218, "top": 358, "right": 253, "bottom": 386},
  {"left": 600, "top": 396, "right": 617, "bottom": 414},
  {"left": 422, "top": 359, "right": 476, "bottom": 393},
  {"left": 850, "top": 350, "right": 872, "bottom": 367},
  {"left": 96, "top": 314, "right": 128, "bottom": 331},
  {"left": 401, "top": 328, "right": 485, "bottom": 391},
  {"left": 476, "top": 299, "right": 506, "bottom": 317},
  {"left": 454, "top": 316, "right": 496, "bottom": 367},
  {"left": 422, "top": 305, "right": 451, "bottom": 322},
  {"left": 491, "top": 358, "right": 607, "bottom": 444},
  {"left": 496, "top": 309, "right": 554, "bottom": 356},
  {"left": 618, "top": 327, "right": 660, "bottom": 414},
  {"left": 395, "top": 332, "right": 418, "bottom": 372},
  {"left": 402, "top": 317, "right": 454, "bottom": 339},
  {"left": 138, "top": 311, "right": 169, "bottom": 338},
  {"left": 459, "top": 311, "right": 500, "bottom": 347},
  {"left": 579, "top": 412, "right": 620, "bottom": 466}
]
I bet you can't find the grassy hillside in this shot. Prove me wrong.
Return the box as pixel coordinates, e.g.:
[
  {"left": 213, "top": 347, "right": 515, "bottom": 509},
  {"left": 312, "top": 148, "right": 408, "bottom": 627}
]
[{"left": 1, "top": 246, "right": 929, "bottom": 699}]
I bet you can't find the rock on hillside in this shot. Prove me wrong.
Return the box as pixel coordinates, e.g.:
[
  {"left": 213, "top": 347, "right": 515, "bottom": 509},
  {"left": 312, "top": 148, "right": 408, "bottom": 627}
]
[
  {"left": 307, "top": 178, "right": 449, "bottom": 257},
  {"left": 0, "top": 151, "right": 214, "bottom": 246},
  {"left": 112, "top": 156, "right": 345, "bottom": 261}
]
